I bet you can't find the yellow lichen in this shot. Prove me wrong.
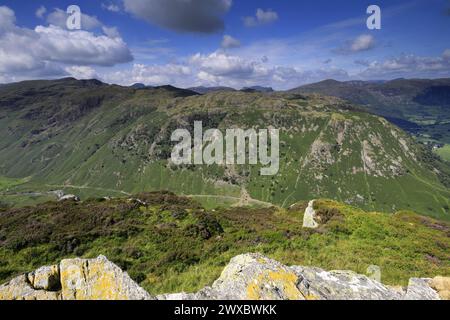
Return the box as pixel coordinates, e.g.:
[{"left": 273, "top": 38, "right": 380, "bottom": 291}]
[{"left": 246, "top": 268, "right": 304, "bottom": 300}]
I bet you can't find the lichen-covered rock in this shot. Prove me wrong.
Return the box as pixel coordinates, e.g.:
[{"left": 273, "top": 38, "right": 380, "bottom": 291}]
[
  {"left": 292, "top": 266, "right": 402, "bottom": 300},
  {"left": 0, "top": 256, "right": 153, "bottom": 300},
  {"left": 403, "top": 278, "right": 441, "bottom": 300},
  {"left": 431, "top": 276, "right": 450, "bottom": 300},
  {"left": 60, "top": 255, "right": 152, "bottom": 300},
  {"left": 27, "top": 265, "right": 60, "bottom": 291},
  {"left": 0, "top": 274, "right": 61, "bottom": 300},
  {"left": 202, "top": 254, "right": 305, "bottom": 300},
  {"left": 0, "top": 253, "right": 445, "bottom": 300},
  {"left": 162, "top": 254, "right": 443, "bottom": 301}
]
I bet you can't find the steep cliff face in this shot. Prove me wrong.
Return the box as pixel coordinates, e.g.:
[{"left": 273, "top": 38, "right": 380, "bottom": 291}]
[{"left": 1, "top": 254, "right": 448, "bottom": 300}]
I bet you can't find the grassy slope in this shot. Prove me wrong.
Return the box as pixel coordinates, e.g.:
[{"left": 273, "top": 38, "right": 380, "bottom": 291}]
[
  {"left": 0, "top": 193, "right": 448, "bottom": 295},
  {"left": 0, "top": 81, "right": 449, "bottom": 219},
  {"left": 291, "top": 79, "right": 450, "bottom": 145},
  {"left": 436, "top": 144, "right": 450, "bottom": 162}
]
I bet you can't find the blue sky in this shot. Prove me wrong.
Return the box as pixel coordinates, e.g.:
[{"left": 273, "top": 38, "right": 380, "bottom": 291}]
[{"left": 0, "top": 0, "right": 449, "bottom": 89}]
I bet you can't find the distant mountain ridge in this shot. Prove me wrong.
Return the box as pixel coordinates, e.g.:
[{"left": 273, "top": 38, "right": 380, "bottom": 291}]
[
  {"left": 188, "top": 86, "right": 236, "bottom": 94},
  {"left": 290, "top": 78, "right": 450, "bottom": 145},
  {"left": 241, "top": 86, "right": 274, "bottom": 93}
]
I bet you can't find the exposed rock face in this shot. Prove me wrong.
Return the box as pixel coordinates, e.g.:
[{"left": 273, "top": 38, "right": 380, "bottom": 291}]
[
  {"left": 58, "top": 194, "right": 80, "bottom": 202},
  {"left": 158, "top": 254, "right": 305, "bottom": 300},
  {"left": 431, "top": 276, "right": 450, "bottom": 300},
  {"left": 158, "top": 254, "right": 447, "bottom": 301},
  {"left": 291, "top": 266, "right": 401, "bottom": 300},
  {"left": 402, "top": 278, "right": 441, "bottom": 300},
  {"left": 0, "top": 256, "right": 152, "bottom": 300},
  {"left": 302, "top": 200, "right": 319, "bottom": 228},
  {"left": 1, "top": 254, "right": 447, "bottom": 300},
  {"left": 59, "top": 256, "right": 152, "bottom": 300}
]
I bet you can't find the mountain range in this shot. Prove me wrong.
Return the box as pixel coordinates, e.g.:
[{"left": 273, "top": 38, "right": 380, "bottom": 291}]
[
  {"left": 290, "top": 78, "right": 450, "bottom": 147},
  {"left": 0, "top": 77, "right": 449, "bottom": 219}
]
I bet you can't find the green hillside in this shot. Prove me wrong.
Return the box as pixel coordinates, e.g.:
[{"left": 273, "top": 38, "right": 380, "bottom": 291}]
[
  {"left": 0, "top": 192, "right": 448, "bottom": 294},
  {"left": 290, "top": 78, "right": 450, "bottom": 146},
  {"left": 0, "top": 78, "right": 449, "bottom": 220}
]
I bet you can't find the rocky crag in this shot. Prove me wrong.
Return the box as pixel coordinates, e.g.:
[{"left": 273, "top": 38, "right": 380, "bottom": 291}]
[{"left": 1, "top": 254, "right": 448, "bottom": 300}]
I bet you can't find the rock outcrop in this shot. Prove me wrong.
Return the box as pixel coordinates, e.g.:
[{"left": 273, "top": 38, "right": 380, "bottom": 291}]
[
  {"left": 0, "top": 256, "right": 152, "bottom": 300},
  {"left": 158, "top": 254, "right": 447, "bottom": 301},
  {"left": 302, "top": 200, "right": 319, "bottom": 228},
  {"left": 1, "top": 254, "right": 447, "bottom": 300},
  {"left": 58, "top": 194, "right": 80, "bottom": 202}
]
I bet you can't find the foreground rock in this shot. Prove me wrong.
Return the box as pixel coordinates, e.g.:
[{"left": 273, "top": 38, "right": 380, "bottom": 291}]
[
  {"left": 157, "top": 254, "right": 447, "bottom": 300},
  {"left": 0, "top": 256, "right": 152, "bottom": 300},
  {"left": 1, "top": 254, "right": 447, "bottom": 300}
]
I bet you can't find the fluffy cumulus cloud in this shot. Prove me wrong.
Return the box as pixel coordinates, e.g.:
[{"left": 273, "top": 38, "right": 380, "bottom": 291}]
[
  {"left": 191, "top": 52, "right": 304, "bottom": 87},
  {"left": 243, "top": 9, "right": 279, "bottom": 27},
  {"left": 359, "top": 53, "right": 450, "bottom": 79},
  {"left": 190, "top": 51, "right": 261, "bottom": 79},
  {"left": 0, "top": 6, "right": 15, "bottom": 30},
  {"left": 123, "top": 0, "right": 232, "bottom": 33},
  {"left": 0, "top": 6, "right": 132, "bottom": 82},
  {"left": 221, "top": 35, "right": 241, "bottom": 49},
  {"left": 33, "top": 26, "right": 132, "bottom": 66},
  {"left": 103, "top": 63, "right": 192, "bottom": 87},
  {"left": 101, "top": 48, "right": 449, "bottom": 90},
  {"left": 65, "top": 66, "right": 99, "bottom": 79},
  {"left": 336, "top": 34, "right": 376, "bottom": 54}
]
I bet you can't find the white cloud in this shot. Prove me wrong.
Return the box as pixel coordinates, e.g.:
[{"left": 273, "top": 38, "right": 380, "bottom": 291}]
[
  {"left": 102, "top": 3, "right": 121, "bottom": 12},
  {"left": 65, "top": 66, "right": 98, "bottom": 79},
  {"left": 243, "top": 9, "right": 278, "bottom": 27},
  {"left": 35, "top": 6, "right": 47, "bottom": 19},
  {"left": 103, "top": 63, "right": 191, "bottom": 87},
  {"left": 221, "top": 35, "right": 241, "bottom": 49},
  {"left": 443, "top": 49, "right": 450, "bottom": 60},
  {"left": 187, "top": 51, "right": 348, "bottom": 88},
  {"left": 34, "top": 25, "right": 132, "bottom": 66},
  {"left": 123, "top": 0, "right": 232, "bottom": 33},
  {"left": 336, "top": 34, "right": 376, "bottom": 54},
  {"left": 0, "top": 6, "right": 132, "bottom": 82},
  {"left": 0, "top": 6, "right": 15, "bottom": 31},
  {"left": 102, "top": 26, "right": 121, "bottom": 38},
  {"left": 190, "top": 51, "right": 258, "bottom": 78},
  {"left": 351, "top": 35, "right": 376, "bottom": 52},
  {"left": 46, "top": 8, "right": 102, "bottom": 30},
  {"left": 358, "top": 54, "right": 450, "bottom": 79}
]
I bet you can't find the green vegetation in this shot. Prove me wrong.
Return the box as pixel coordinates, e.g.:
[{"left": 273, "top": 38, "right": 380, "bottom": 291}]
[
  {"left": 0, "top": 176, "right": 27, "bottom": 191},
  {"left": 0, "top": 78, "right": 449, "bottom": 220},
  {"left": 436, "top": 144, "right": 450, "bottom": 162},
  {"left": 0, "top": 192, "right": 448, "bottom": 295},
  {"left": 291, "top": 78, "right": 450, "bottom": 145}
]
